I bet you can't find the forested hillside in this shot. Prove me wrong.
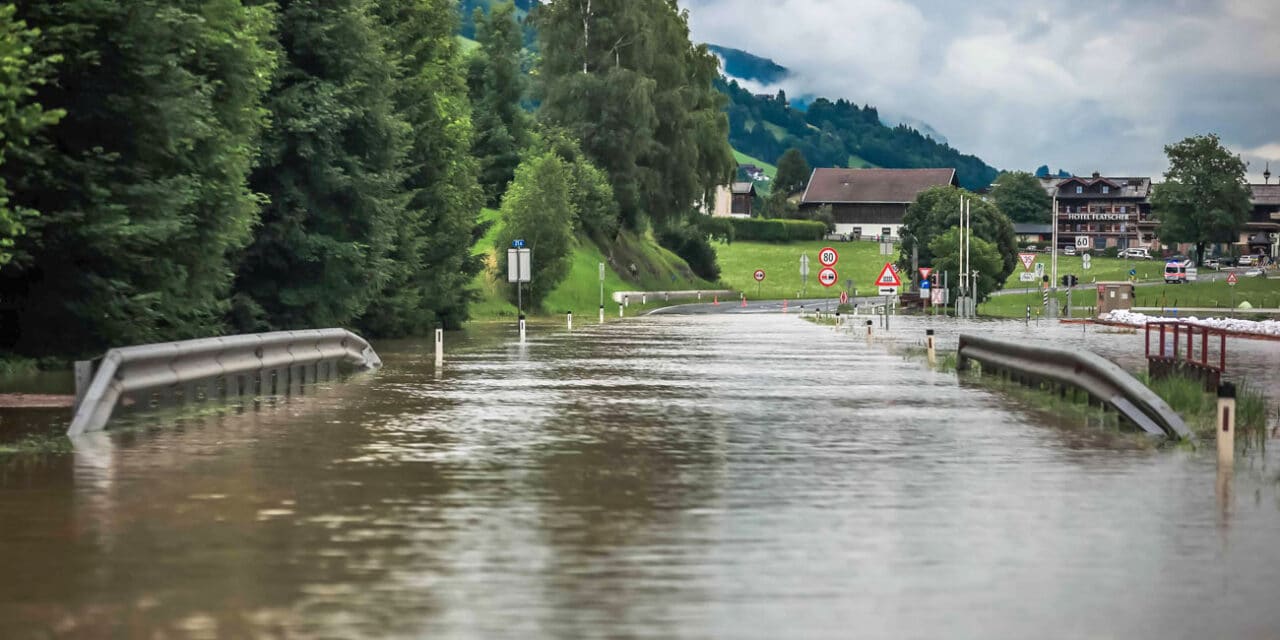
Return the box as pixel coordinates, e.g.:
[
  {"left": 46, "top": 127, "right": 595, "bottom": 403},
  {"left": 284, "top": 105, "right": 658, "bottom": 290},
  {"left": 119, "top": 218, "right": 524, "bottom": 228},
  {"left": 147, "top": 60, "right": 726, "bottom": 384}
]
[{"left": 721, "top": 79, "right": 999, "bottom": 190}]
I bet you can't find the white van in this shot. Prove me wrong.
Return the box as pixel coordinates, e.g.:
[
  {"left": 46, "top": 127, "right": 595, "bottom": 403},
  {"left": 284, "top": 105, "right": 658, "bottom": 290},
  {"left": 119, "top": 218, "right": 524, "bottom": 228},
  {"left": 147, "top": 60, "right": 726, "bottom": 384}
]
[{"left": 1163, "top": 260, "right": 1188, "bottom": 283}]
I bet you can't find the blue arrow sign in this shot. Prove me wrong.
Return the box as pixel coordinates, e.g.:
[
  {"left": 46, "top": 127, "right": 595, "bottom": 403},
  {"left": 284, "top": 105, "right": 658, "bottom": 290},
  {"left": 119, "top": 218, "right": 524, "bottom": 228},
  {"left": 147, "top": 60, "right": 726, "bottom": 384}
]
[
  {"left": 512, "top": 239, "right": 526, "bottom": 248},
  {"left": 920, "top": 280, "right": 931, "bottom": 289},
  {"left": 1129, "top": 268, "right": 1136, "bottom": 276}
]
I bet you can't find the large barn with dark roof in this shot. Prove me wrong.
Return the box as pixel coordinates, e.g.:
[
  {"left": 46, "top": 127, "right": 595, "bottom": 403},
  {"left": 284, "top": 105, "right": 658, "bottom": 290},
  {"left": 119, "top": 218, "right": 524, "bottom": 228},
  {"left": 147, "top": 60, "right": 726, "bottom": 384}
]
[{"left": 799, "top": 168, "right": 957, "bottom": 241}]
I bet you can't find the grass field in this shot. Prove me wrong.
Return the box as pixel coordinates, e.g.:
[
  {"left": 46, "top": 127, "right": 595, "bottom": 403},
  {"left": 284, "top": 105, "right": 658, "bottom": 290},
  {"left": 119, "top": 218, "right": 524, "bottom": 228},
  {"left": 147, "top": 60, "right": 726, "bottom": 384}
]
[
  {"left": 1000, "top": 254, "right": 1168, "bottom": 290},
  {"left": 714, "top": 239, "right": 899, "bottom": 300},
  {"left": 732, "top": 149, "right": 776, "bottom": 195},
  {"left": 468, "top": 209, "right": 714, "bottom": 320},
  {"left": 981, "top": 274, "right": 1280, "bottom": 318}
]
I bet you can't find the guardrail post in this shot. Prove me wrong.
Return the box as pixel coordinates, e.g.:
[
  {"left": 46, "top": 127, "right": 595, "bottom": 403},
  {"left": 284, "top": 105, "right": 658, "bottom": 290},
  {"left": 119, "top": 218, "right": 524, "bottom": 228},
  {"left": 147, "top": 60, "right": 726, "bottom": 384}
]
[
  {"left": 519, "top": 314, "right": 526, "bottom": 344},
  {"left": 1218, "top": 382, "right": 1235, "bottom": 468},
  {"left": 926, "top": 329, "right": 936, "bottom": 365},
  {"left": 599, "top": 305, "right": 605, "bottom": 324},
  {"left": 74, "top": 360, "right": 95, "bottom": 411},
  {"left": 567, "top": 311, "right": 573, "bottom": 331},
  {"left": 865, "top": 320, "right": 873, "bottom": 341}
]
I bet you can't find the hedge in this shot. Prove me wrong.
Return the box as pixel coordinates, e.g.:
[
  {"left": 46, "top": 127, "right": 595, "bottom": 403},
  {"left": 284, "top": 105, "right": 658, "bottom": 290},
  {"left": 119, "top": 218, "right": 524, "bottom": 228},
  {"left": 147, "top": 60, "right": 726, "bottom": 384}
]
[{"left": 727, "top": 218, "right": 826, "bottom": 243}]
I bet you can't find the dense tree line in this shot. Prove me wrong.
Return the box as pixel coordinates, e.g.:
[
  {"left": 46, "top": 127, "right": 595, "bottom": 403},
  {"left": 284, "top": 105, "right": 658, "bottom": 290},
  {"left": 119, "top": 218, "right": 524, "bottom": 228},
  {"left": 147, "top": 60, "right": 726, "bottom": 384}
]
[
  {"left": 721, "top": 80, "right": 999, "bottom": 191},
  {"left": 0, "top": 0, "right": 483, "bottom": 356}
]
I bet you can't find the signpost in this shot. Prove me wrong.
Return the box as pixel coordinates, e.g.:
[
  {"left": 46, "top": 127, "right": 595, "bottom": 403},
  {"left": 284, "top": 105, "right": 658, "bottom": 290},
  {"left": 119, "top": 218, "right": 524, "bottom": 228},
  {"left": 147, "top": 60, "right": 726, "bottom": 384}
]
[
  {"left": 839, "top": 291, "right": 849, "bottom": 305},
  {"left": 598, "top": 262, "right": 606, "bottom": 323},
  {"left": 1228, "top": 271, "right": 1238, "bottom": 308},
  {"left": 1019, "top": 253, "right": 1036, "bottom": 271},
  {"left": 875, "top": 262, "right": 901, "bottom": 296},
  {"left": 818, "top": 267, "right": 838, "bottom": 288},
  {"left": 800, "top": 254, "right": 810, "bottom": 296},
  {"left": 508, "top": 242, "right": 531, "bottom": 342},
  {"left": 1227, "top": 272, "right": 1238, "bottom": 285},
  {"left": 1082, "top": 253, "right": 1092, "bottom": 270},
  {"left": 1019, "top": 272, "right": 1037, "bottom": 283},
  {"left": 753, "top": 269, "right": 766, "bottom": 298},
  {"left": 1035, "top": 262, "right": 1045, "bottom": 279}
]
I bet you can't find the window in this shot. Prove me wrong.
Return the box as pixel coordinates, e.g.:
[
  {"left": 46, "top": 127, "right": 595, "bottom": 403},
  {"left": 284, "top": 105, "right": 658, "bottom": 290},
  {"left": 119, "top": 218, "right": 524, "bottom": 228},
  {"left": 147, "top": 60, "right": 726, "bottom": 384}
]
[
  {"left": 881, "top": 227, "right": 892, "bottom": 238},
  {"left": 1102, "top": 185, "right": 1110, "bottom": 194},
  {"left": 1076, "top": 186, "right": 1083, "bottom": 194},
  {"left": 852, "top": 227, "right": 862, "bottom": 238},
  {"left": 1120, "top": 206, "right": 1127, "bottom": 214}
]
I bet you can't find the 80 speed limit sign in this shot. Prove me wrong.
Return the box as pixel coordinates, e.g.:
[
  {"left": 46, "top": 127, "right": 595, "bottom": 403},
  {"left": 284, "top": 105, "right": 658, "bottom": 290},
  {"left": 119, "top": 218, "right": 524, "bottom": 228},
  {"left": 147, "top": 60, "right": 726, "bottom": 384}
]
[
  {"left": 818, "top": 267, "right": 838, "bottom": 287},
  {"left": 819, "top": 247, "right": 839, "bottom": 267}
]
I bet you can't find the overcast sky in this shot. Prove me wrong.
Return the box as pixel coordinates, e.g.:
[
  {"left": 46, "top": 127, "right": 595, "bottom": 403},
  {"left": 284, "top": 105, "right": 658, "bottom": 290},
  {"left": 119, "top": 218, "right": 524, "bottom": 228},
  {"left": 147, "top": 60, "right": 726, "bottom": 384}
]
[{"left": 682, "top": 0, "right": 1280, "bottom": 182}]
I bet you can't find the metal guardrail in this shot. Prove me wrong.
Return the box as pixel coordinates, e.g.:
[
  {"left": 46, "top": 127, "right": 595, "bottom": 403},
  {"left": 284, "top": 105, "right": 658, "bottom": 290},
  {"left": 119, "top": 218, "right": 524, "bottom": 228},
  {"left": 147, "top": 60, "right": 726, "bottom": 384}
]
[
  {"left": 611, "top": 289, "right": 735, "bottom": 305},
  {"left": 956, "top": 333, "right": 1191, "bottom": 439},
  {"left": 68, "top": 329, "right": 381, "bottom": 437}
]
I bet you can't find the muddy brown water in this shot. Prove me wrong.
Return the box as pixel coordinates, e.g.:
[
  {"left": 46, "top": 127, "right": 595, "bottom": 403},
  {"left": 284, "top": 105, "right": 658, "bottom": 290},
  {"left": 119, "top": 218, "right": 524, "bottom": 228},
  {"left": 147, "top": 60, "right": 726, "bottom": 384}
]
[{"left": 1, "top": 315, "right": 1278, "bottom": 639}]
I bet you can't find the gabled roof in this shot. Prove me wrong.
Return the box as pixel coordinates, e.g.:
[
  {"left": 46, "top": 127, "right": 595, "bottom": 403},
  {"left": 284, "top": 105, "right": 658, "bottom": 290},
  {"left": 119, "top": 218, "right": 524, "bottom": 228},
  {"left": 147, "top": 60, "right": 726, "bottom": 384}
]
[
  {"left": 1040, "top": 175, "right": 1151, "bottom": 198},
  {"left": 800, "top": 168, "right": 957, "bottom": 205},
  {"left": 1251, "top": 184, "right": 1280, "bottom": 206},
  {"left": 731, "top": 182, "right": 756, "bottom": 195},
  {"left": 1013, "top": 223, "right": 1053, "bottom": 235}
]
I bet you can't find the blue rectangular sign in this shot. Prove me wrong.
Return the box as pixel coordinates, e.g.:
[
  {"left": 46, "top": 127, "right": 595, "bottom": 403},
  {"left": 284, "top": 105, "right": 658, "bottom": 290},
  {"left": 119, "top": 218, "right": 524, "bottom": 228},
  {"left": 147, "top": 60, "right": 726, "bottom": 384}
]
[
  {"left": 512, "top": 239, "right": 526, "bottom": 248},
  {"left": 920, "top": 280, "right": 931, "bottom": 289}
]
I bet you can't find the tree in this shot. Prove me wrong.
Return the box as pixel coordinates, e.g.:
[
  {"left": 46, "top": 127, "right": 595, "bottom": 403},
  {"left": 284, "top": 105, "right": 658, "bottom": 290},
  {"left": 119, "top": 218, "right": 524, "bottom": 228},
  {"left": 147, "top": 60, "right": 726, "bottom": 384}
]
[
  {"left": 535, "top": 0, "right": 735, "bottom": 229},
  {"left": 361, "top": 0, "right": 485, "bottom": 336},
  {"left": 1151, "top": 133, "right": 1251, "bottom": 266},
  {"left": 232, "top": 0, "right": 407, "bottom": 332},
  {"left": 898, "top": 185, "right": 1017, "bottom": 288},
  {"left": 0, "top": 5, "right": 61, "bottom": 266},
  {"left": 467, "top": 1, "right": 530, "bottom": 207},
  {"left": 534, "top": 126, "right": 619, "bottom": 240},
  {"left": 494, "top": 152, "right": 576, "bottom": 309},
  {"left": 1, "top": 0, "right": 276, "bottom": 355},
  {"left": 991, "top": 170, "right": 1051, "bottom": 223},
  {"left": 929, "top": 228, "right": 1003, "bottom": 303},
  {"left": 773, "top": 148, "right": 810, "bottom": 195}
]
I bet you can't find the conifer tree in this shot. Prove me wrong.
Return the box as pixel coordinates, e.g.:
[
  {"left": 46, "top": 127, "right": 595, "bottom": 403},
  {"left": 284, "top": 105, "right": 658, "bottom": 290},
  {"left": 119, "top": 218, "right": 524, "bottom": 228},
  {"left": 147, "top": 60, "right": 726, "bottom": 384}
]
[
  {"left": 467, "top": 1, "right": 530, "bottom": 207},
  {"left": 232, "top": 0, "right": 409, "bottom": 332},
  {"left": 0, "top": 0, "right": 276, "bottom": 354},
  {"left": 361, "top": 0, "right": 484, "bottom": 335}
]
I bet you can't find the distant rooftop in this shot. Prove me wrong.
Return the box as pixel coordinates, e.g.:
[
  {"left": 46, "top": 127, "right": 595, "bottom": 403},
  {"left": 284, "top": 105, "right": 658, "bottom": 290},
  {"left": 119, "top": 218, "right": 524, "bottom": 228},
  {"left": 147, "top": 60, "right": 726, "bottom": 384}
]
[{"left": 801, "top": 168, "right": 957, "bottom": 204}]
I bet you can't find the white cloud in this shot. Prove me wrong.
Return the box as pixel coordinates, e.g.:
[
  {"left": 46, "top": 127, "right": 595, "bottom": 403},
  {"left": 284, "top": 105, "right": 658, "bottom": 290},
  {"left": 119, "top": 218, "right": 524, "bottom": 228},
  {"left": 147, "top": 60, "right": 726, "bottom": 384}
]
[{"left": 684, "top": 0, "right": 1280, "bottom": 181}]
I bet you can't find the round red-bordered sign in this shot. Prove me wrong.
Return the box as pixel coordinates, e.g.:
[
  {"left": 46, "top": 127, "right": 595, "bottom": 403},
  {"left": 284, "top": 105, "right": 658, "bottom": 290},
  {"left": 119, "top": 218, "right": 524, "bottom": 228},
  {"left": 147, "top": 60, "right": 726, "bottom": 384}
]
[
  {"left": 818, "top": 267, "right": 838, "bottom": 287},
  {"left": 753, "top": 269, "right": 766, "bottom": 282},
  {"left": 819, "top": 247, "right": 839, "bottom": 267}
]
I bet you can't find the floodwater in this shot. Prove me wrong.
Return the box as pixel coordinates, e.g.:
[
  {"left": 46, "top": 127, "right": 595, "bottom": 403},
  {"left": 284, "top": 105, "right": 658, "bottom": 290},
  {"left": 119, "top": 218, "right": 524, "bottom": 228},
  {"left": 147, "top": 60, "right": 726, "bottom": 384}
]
[{"left": 2, "top": 314, "right": 1279, "bottom": 639}]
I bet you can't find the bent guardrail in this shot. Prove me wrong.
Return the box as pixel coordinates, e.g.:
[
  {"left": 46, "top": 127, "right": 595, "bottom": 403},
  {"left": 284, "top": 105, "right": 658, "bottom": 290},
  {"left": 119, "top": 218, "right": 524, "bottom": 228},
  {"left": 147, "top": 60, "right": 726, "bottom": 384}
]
[
  {"left": 956, "top": 333, "right": 1190, "bottom": 439},
  {"left": 69, "top": 329, "right": 381, "bottom": 437}
]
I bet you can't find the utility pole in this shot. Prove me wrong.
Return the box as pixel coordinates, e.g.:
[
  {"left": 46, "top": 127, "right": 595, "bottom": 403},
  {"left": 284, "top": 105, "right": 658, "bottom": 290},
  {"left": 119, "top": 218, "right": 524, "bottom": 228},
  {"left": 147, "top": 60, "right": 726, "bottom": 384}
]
[{"left": 1048, "top": 193, "right": 1059, "bottom": 319}]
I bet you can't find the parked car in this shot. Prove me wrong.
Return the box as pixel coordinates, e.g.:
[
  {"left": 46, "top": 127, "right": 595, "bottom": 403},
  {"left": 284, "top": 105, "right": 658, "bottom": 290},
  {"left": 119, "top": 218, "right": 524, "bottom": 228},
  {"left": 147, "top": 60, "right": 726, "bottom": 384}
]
[
  {"left": 1062, "top": 245, "right": 1077, "bottom": 256},
  {"left": 1237, "top": 254, "right": 1257, "bottom": 266},
  {"left": 823, "top": 232, "right": 850, "bottom": 242},
  {"left": 1245, "top": 267, "right": 1265, "bottom": 278},
  {"left": 1024, "top": 244, "right": 1039, "bottom": 253},
  {"left": 1118, "top": 248, "right": 1152, "bottom": 260},
  {"left": 1204, "top": 258, "right": 1220, "bottom": 269},
  {"left": 1163, "top": 260, "right": 1189, "bottom": 283}
]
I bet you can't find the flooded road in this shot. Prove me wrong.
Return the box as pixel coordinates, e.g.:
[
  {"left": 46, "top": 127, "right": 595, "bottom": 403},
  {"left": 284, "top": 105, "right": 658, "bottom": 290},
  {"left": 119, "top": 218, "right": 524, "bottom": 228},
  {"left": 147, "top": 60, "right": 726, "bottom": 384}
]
[{"left": 2, "top": 315, "right": 1279, "bottom": 638}]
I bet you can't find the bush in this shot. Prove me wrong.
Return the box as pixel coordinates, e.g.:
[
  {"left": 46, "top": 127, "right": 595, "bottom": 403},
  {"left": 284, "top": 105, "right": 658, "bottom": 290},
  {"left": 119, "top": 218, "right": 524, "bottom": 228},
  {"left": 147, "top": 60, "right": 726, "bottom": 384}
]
[
  {"left": 658, "top": 225, "right": 720, "bottom": 281},
  {"left": 694, "top": 216, "right": 734, "bottom": 244},
  {"left": 728, "top": 218, "right": 826, "bottom": 242},
  {"left": 1102, "top": 246, "right": 1120, "bottom": 259}
]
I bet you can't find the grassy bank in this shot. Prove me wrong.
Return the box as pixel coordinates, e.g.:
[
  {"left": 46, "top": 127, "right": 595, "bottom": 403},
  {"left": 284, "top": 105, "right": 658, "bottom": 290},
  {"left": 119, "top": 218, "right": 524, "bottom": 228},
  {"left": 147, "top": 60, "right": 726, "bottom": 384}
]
[
  {"left": 715, "top": 239, "right": 899, "bottom": 300},
  {"left": 1000, "top": 254, "right": 1167, "bottom": 289},
  {"left": 468, "top": 209, "right": 716, "bottom": 320}
]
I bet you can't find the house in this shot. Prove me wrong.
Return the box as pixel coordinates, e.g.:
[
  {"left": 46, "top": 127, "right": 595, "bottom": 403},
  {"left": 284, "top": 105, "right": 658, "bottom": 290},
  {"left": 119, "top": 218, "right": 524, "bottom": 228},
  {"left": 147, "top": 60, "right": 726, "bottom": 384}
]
[
  {"left": 1013, "top": 223, "right": 1053, "bottom": 243},
  {"left": 708, "top": 181, "right": 756, "bottom": 218},
  {"left": 1039, "top": 172, "right": 1154, "bottom": 251},
  {"left": 798, "top": 168, "right": 957, "bottom": 241},
  {"left": 1242, "top": 182, "right": 1280, "bottom": 257}
]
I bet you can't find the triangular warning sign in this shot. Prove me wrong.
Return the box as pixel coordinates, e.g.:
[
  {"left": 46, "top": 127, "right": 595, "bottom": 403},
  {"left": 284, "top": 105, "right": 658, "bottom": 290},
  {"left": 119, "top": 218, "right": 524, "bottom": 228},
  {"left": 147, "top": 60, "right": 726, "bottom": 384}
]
[
  {"left": 1227, "top": 272, "right": 1238, "bottom": 284},
  {"left": 1019, "top": 253, "right": 1036, "bottom": 271},
  {"left": 876, "top": 262, "right": 902, "bottom": 287},
  {"left": 918, "top": 267, "right": 933, "bottom": 280}
]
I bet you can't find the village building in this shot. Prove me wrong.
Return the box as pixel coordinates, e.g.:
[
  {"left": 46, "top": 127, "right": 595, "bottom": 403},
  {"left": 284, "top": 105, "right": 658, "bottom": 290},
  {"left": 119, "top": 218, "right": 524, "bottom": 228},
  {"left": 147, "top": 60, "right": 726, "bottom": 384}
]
[
  {"left": 708, "top": 181, "right": 756, "bottom": 218},
  {"left": 1243, "top": 180, "right": 1280, "bottom": 257},
  {"left": 798, "top": 168, "right": 956, "bottom": 241},
  {"left": 1039, "top": 173, "right": 1155, "bottom": 252},
  {"left": 1013, "top": 223, "right": 1053, "bottom": 244}
]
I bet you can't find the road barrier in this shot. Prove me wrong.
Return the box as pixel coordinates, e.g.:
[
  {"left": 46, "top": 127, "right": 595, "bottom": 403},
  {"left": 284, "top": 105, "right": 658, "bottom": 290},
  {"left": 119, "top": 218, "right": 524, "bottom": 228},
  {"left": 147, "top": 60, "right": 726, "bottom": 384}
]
[
  {"left": 69, "top": 329, "right": 381, "bottom": 437},
  {"left": 610, "top": 289, "right": 734, "bottom": 305},
  {"left": 956, "top": 333, "right": 1190, "bottom": 439}
]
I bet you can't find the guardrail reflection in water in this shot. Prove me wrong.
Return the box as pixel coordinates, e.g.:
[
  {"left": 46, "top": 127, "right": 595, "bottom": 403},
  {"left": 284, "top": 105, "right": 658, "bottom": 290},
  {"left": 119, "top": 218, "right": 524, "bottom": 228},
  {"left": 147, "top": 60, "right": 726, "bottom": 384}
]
[
  {"left": 69, "top": 329, "right": 381, "bottom": 437},
  {"left": 956, "top": 333, "right": 1191, "bottom": 440}
]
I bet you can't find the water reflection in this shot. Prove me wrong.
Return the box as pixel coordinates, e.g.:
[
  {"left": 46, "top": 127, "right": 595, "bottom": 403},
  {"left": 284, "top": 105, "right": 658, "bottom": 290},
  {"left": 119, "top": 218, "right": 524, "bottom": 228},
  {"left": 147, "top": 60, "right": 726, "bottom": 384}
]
[{"left": 0, "top": 315, "right": 1277, "bottom": 638}]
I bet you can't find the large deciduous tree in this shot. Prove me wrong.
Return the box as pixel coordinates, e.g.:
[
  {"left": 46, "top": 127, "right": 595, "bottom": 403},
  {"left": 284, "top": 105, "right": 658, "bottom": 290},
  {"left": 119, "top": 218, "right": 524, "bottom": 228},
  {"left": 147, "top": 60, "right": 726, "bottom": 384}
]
[
  {"left": 929, "top": 228, "right": 1003, "bottom": 303},
  {"left": 361, "top": 0, "right": 484, "bottom": 336},
  {"left": 898, "top": 185, "right": 1017, "bottom": 287},
  {"left": 0, "top": 0, "right": 276, "bottom": 355},
  {"left": 534, "top": 0, "right": 735, "bottom": 230},
  {"left": 1151, "top": 133, "right": 1251, "bottom": 265},
  {"left": 773, "top": 148, "right": 811, "bottom": 196},
  {"left": 494, "top": 152, "right": 576, "bottom": 309},
  {"left": 467, "top": 1, "right": 530, "bottom": 207},
  {"left": 991, "top": 170, "right": 1051, "bottom": 223},
  {"left": 0, "top": 5, "right": 61, "bottom": 266}
]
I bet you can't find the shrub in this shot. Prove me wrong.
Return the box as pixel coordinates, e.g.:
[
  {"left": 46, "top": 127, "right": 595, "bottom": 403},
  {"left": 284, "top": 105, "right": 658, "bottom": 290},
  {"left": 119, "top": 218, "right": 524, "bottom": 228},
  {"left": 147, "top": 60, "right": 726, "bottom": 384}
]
[
  {"left": 694, "top": 216, "right": 734, "bottom": 244},
  {"left": 728, "top": 218, "right": 826, "bottom": 242},
  {"left": 658, "top": 225, "right": 720, "bottom": 281},
  {"left": 1102, "top": 246, "right": 1120, "bottom": 258}
]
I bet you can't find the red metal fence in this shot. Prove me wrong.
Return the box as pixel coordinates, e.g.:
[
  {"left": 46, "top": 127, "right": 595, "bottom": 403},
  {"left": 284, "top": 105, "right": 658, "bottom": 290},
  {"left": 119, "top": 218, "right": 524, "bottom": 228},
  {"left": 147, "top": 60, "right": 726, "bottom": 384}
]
[{"left": 1144, "top": 321, "right": 1227, "bottom": 390}]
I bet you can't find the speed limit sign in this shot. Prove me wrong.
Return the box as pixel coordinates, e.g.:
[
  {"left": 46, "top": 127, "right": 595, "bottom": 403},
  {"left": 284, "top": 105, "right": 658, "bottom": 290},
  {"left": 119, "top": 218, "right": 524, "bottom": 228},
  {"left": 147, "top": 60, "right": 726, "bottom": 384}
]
[
  {"left": 819, "top": 247, "right": 839, "bottom": 267},
  {"left": 818, "top": 267, "right": 838, "bottom": 287}
]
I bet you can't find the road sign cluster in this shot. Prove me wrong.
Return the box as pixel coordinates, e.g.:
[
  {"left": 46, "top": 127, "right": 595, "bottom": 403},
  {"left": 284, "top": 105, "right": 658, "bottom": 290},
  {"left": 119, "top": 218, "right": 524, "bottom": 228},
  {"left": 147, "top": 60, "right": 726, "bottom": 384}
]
[
  {"left": 818, "top": 246, "right": 839, "bottom": 288},
  {"left": 875, "top": 262, "right": 901, "bottom": 295}
]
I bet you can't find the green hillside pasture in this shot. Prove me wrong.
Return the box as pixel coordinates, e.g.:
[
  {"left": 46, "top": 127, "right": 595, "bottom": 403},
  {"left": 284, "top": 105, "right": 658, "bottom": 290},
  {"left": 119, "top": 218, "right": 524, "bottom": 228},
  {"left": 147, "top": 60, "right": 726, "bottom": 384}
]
[
  {"left": 470, "top": 220, "right": 715, "bottom": 320},
  {"left": 981, "top": 275, "right": 1280, "bottom": 318},
  {"left": 715, "top": 240, "right": 898, "bottom": 300},
  {"left": 732, "top": 148, "right": 776, "bottom": 195}
]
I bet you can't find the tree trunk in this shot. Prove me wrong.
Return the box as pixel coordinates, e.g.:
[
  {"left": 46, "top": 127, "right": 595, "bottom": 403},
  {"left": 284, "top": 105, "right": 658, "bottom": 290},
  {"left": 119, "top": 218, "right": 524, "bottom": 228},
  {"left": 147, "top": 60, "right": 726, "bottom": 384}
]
[{"left": 1195, "top": 241, "right": 1205, "bottom": 266}]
